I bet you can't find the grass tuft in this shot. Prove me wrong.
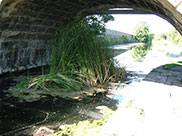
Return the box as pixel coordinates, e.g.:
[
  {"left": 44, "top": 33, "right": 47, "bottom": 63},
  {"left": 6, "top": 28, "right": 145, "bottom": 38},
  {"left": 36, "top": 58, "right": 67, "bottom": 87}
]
[{"left": 161, "top": 62, "right": 182, "bottom": 70}]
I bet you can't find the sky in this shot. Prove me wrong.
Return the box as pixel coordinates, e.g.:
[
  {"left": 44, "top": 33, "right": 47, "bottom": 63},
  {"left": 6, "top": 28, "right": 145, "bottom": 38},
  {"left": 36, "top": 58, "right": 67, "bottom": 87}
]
[{"left": 105, "top": 14, "right": 174, "bottom": 35}]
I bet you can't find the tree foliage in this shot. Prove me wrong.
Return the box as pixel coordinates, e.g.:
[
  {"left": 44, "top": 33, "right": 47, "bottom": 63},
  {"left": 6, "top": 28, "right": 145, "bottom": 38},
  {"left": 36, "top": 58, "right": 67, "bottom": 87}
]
[
  {"left": 81, "top": 14, "right": 114, "bottom": 35},
  {"left": 132, "top": 22, "right": 152, "bottom": 61},
  {"left": 134, "top": 22, "right": 150, "bottom": 43},
  {"left": 167, "top": 28, "right": 182, "bottom": 46}
]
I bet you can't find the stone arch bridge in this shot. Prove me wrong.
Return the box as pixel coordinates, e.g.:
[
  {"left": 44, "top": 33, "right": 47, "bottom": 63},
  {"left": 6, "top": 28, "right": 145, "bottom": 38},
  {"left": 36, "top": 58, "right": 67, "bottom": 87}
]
[{"left": 0, "top": 0, "right": 182, "bottom": 74}]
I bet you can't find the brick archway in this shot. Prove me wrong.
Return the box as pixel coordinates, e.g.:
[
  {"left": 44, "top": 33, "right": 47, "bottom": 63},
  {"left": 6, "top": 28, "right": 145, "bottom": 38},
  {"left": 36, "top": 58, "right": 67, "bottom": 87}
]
[{"left": 0, "top": 0, "right": 182, "bottom": 74}]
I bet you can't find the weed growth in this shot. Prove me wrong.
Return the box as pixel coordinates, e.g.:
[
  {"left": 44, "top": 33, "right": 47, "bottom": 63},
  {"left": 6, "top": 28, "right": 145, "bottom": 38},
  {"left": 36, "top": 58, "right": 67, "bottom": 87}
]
[
  {"left": 54, "top": 107, "right": 113, "bottom": 136},
  {"left": 28, "top": 21, "right": 121, "bottom": 93},
  {"left": 161, "top": 62, "right": 182, "bottom": 70},
  {"left": 16, "top": 81, "right": 29, "bottom": 89}
]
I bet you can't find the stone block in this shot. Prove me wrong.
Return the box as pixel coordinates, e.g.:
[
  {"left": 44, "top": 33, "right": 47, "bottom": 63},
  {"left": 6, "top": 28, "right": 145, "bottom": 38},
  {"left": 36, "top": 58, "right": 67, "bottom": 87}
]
[
  {"left": 0, "top": 41, "right": 17, "bottom": 50},
  {"left": 0, "top": 23, "right": 9, "bottom": 31},
  {"left": 12, "top": 24, "right": 31, "bottom": 32},
  {"left": 30, "top": 26, "right": 46, "bottom": 33},
  {"left": 0, "top": 50, "right": 4, "bottom": 60}
]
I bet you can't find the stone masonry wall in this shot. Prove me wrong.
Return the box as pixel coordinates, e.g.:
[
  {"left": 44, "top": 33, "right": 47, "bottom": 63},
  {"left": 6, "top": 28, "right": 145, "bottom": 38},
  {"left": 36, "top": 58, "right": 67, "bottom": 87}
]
[
  {"left": 0, "top": 0, "right": 57, "bottom": 73},
  {"left": 0, "top": 0, "right": 182, "bottom": 75}
]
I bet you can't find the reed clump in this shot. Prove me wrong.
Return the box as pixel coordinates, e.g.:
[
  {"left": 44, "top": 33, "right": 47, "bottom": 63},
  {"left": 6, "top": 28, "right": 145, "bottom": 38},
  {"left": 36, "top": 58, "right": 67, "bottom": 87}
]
[{"left": 29, "top": 21, "right": 122, "bottom": 92}]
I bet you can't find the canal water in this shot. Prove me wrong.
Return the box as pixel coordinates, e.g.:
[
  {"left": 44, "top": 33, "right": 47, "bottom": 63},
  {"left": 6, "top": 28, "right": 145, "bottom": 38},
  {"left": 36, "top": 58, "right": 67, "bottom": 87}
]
[{"left": 106, "top": 45, "right": 182, "bottom": 105}]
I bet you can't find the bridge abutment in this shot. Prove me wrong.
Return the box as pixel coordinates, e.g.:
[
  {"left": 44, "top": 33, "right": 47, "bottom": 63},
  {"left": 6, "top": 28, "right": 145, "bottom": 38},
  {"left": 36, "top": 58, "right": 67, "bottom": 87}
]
[{"left": 0, "top": 0, "right": 182, "bottom": 74}]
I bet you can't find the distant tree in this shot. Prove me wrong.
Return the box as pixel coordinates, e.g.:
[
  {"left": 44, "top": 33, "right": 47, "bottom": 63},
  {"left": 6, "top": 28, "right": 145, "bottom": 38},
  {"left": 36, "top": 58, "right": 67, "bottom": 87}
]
[
  {"left": 162, "top": 34, "right": 167, "bottom": 40},
  {"left": 132, "top": 22, "right": 152, "bottom": 61},
  {"left": 167, "top": 28, "right": 182, "bottom": 46},
  {"left": 134, "top": 22, "right": 150, "bottom": 43},
  {"left": 168, "top": 28, "right": 178, "bottom": 41}
]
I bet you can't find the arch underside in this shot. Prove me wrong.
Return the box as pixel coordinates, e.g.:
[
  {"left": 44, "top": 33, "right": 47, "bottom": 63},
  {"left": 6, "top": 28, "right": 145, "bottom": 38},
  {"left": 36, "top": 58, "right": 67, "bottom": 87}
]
[
  {"left": 0, "top": 0, "right": 181, "bottom": 74},
  {"left": 0, "top": 0, "right": 182, "bottom": 32}
]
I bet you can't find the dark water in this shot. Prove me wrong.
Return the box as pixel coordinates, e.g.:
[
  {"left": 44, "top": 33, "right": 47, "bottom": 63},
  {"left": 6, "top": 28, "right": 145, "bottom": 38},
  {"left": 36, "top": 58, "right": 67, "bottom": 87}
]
[{"left": 0, "top": 70, "right": 117, "bottom": 136}]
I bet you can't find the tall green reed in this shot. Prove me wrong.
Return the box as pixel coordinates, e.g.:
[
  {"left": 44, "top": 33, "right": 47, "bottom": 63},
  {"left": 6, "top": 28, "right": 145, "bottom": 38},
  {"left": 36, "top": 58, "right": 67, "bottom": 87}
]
[{"left": 29, "top": 21, "right": 118, "bottom": 92}]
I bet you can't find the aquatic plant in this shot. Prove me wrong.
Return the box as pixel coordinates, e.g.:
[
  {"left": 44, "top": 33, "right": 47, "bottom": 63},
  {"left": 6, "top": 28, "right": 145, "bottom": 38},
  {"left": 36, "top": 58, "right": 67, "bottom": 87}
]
[{"left": 28, "top": 20, "right": 120, "bottom": 92}]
